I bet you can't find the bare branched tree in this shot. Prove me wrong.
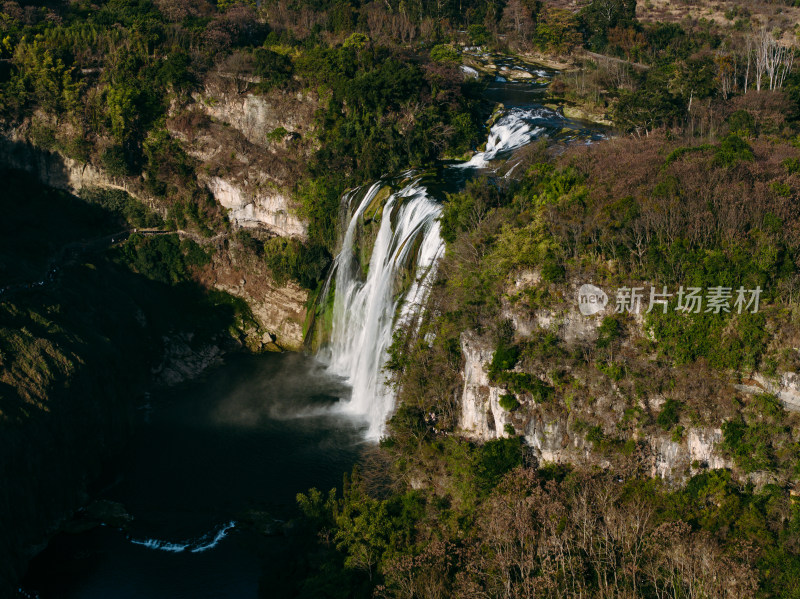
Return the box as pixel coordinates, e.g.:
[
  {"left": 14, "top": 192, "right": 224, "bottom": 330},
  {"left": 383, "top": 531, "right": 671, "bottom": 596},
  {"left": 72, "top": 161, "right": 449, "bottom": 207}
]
[{"left": 752, "top": 26, "right": 794, "bottom": 92}]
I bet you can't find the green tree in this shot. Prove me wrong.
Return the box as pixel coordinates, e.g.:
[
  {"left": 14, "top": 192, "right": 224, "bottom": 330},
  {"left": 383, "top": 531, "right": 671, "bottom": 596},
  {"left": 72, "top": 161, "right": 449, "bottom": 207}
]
[
  {"left": 343, "top": 32, "right": 369, "bottom": 50},
  {"left": 253, "top": 47, "right": 293, "bottom": 91},
  {"left": 9, "top": 40, "right": 82, "bottom": 116},
  {"left": 614, "top": 67, "right": 685, "bottom": 132},
  {"left": 430, "top": 44, "right": 459, "bottom": 63},
  {"left": 535, "top": 7, "right": 582, "bottom": 54},
  {"left": 468, "top": 24, "right": 490, "bottom": 45},
  {"left": 579, "top": 0, "right": 637, "bottom": 50},
  {"left": 105, "top": 84, "right": 137, "bottom": 141},
  {"left": 714, "top": 134, "right": 754, "bottom": 167}
]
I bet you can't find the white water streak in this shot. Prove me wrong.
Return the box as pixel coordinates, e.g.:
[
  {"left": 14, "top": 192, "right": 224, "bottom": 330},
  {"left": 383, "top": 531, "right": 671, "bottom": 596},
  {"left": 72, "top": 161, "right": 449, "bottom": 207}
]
[
  {"left": 460, "top": 65, "right": 480, "bottom": 79},
  {"left": 458, "top": 107, "right": 553, "bottom": 168},
  {"left": 320, "top": 178, "right": 443, "bottom": 439},
  {"left": 130, "top": 520, "right": 236, "bottom": 554}
]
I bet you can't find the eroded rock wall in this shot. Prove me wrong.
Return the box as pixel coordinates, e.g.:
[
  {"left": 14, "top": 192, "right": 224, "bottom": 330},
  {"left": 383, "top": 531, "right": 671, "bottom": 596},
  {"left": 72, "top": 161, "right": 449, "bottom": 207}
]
[{"left": 454, "top": 276, "right": 756, "bottom": 484}]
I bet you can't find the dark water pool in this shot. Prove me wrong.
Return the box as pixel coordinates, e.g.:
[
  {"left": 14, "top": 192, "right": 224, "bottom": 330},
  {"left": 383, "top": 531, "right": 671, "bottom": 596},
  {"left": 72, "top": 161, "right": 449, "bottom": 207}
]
[{"left": 22, "top": 352, "right": 363, "bottom": 598}]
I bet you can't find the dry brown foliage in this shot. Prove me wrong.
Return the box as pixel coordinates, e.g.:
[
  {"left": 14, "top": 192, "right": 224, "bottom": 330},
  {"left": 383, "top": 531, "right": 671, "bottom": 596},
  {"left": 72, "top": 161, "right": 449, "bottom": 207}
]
[{"left": 380, "top": 468, "right": 759, "bottom": 599}]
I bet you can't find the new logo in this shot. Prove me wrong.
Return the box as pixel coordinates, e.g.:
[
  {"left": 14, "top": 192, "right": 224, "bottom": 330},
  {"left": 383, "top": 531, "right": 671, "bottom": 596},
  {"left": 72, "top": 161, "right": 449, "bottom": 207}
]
[{"left": 578, "top": 284, "right": 608, "bottom": 316}]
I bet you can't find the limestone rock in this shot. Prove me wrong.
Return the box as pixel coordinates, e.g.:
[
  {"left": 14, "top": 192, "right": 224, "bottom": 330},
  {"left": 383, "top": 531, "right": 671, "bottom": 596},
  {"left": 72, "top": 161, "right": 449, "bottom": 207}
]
[
  {"left": 458, "top": 331, "right": 511, "bottom": 440},
  {"left": 206, "top": 175, "right": 306, "bottom": 239}
]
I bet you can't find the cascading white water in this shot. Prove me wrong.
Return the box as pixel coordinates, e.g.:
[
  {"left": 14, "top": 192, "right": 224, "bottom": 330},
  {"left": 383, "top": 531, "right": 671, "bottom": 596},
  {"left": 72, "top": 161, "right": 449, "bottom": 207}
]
[
  {"left": 129, "top": 521, "right": 237, "bottom": 553},
  {"left": 318, "top": 102, "right": 571, "bottom": 440},
  {"left": 318, "top": 177, "right": 444, "bottom": 439},
  {"left": 458, "top": 107, "right": 555, "bottom": 169}
]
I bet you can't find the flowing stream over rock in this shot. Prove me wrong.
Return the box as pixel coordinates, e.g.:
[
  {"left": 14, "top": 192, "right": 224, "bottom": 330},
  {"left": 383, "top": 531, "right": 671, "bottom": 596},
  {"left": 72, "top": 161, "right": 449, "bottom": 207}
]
[{"left": 318, "top": 179, "right": 444, "bottom": 439}]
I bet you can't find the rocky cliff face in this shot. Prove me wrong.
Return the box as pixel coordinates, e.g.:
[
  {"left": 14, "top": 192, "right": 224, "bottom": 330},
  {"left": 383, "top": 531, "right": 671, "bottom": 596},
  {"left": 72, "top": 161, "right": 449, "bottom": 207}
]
[
  {"left": 197, "top": 245, "right": 307, "bottom": 351},
  {"left": 0, "top": 132, "right": 164, "bottom": 215},
  {"left": 647, "top": 429, "right": 731, "bottom": 479},
  {"left": 205, "top": 175, "right": 306, "bottom": 238},
  {"left": 0, "top": 74, "right": 311, "bottom": 593},
  {"left": 458, "top": 328, "right": 735, "bottom": 483},
  {"left": 193, "top": 78, "right": 317, "bottom": 149},
  {"left": 454, "top": 275, "right": 775, "bottom": 484},
  {"left": 1, "top": 80, "right": 318, "bottom": 350},
  {"left": 459, "top": 332, "right": 510, "bottom": 441},
  {"left": 0, "top": 103, "right": 312, "bottom": 586},
  {"left": 171, "top": 83, "right": 320, "bottom": 347},
  {"left": 169, "top": 75, "right": 319, "bottom": 240},
  {"left": 740, "top": 372, "right": 800, "bottom": 413}
]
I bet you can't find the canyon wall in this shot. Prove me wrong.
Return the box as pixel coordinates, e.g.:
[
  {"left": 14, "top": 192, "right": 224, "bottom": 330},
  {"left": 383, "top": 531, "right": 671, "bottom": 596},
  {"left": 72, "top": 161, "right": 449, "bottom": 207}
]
[
  {"left": 455, "top": 274, "right": 798, "bottom": 484},
  {"left": 0, "top": 84, "right": 320, "bottom": 590},
  {"left": 0, "top": 83, "right": 318, "bottom": 350}
]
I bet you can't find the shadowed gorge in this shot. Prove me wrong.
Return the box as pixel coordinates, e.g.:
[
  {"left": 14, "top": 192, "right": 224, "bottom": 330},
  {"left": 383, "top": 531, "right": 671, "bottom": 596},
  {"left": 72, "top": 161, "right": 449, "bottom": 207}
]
[{"left": 0, "top": 168, "right": 255, "bottom": 589}]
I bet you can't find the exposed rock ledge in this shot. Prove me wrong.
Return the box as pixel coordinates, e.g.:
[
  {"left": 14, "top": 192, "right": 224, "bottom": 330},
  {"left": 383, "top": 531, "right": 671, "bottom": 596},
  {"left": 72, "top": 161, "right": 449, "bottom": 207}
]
[
  {"left": 647, "top": 429, "right": 732, "bottom": 480},
  {"left": 0, "top": 132, "right": 165, "bottom": 216},
  {"left": 459, "top": 331, "right": 511, "bottom": 441},
  {"left": 457, "top": 327, "right": 734, "bottom": 484},
  {"left": 168, "top": 85, "right": 314, "bottom": 239},
  {"left": 3, "top": 123, "right": 310, "bottom": 241},
  {"left": 205, "top": 175, "right": 306, "bottom": 239},
  {"left": 736, "top": 372, "right": 800, "bottom": 412},
  {"left": 193, "top": 85, "right": 317, "bottom": 149},
  {"left": 198, "top": 247, "right": 308, "bottom": 351}
]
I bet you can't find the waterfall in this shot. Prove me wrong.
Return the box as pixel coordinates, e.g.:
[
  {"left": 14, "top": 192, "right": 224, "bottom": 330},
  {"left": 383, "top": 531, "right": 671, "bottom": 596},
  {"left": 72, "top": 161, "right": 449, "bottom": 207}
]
[
  {"left": 317, "top": 100, "right": 586, "bottom": 440},
  {"left": 318, "top": 177, "right": 445, "bottom": 440}
]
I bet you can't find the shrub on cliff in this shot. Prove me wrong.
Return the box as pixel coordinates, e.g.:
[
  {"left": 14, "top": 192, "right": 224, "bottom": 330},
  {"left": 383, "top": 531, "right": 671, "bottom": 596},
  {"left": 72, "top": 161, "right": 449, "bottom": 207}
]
[
  {"left": 656, "top": 398, "right": 681, "bottom": 430},
  {"left": 118, "top": 233, "right": 211, "bottom": 285},
  {"left": 430, "top": 44, "right": 459, "bottom": 63},
  {"left": 499, "top": 393, "right": 519, "bottom": 411},
  {"left": 100, "top": 145, "right": 135, "bottom": 178},
  {"left": 713, "top": 133, "right": 754, "bottom": 167},
  {"left": 263, "top": 237, "right": 330, "bottom": 289},
  {"left": 474, "top": 437, "right": 524, "bottom": 491},
  {"left": 440, "top": 177, "right": 504, "bottom": 244},
  {"left": 80, "top": 188, "right": 163, "bottom": 229}
]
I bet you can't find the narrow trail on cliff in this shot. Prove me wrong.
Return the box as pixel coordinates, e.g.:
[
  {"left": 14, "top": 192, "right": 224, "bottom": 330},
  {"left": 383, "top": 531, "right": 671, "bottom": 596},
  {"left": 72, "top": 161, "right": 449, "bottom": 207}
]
[{"left": 0, "top": 227, "right": 224, "bottom": 300}]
